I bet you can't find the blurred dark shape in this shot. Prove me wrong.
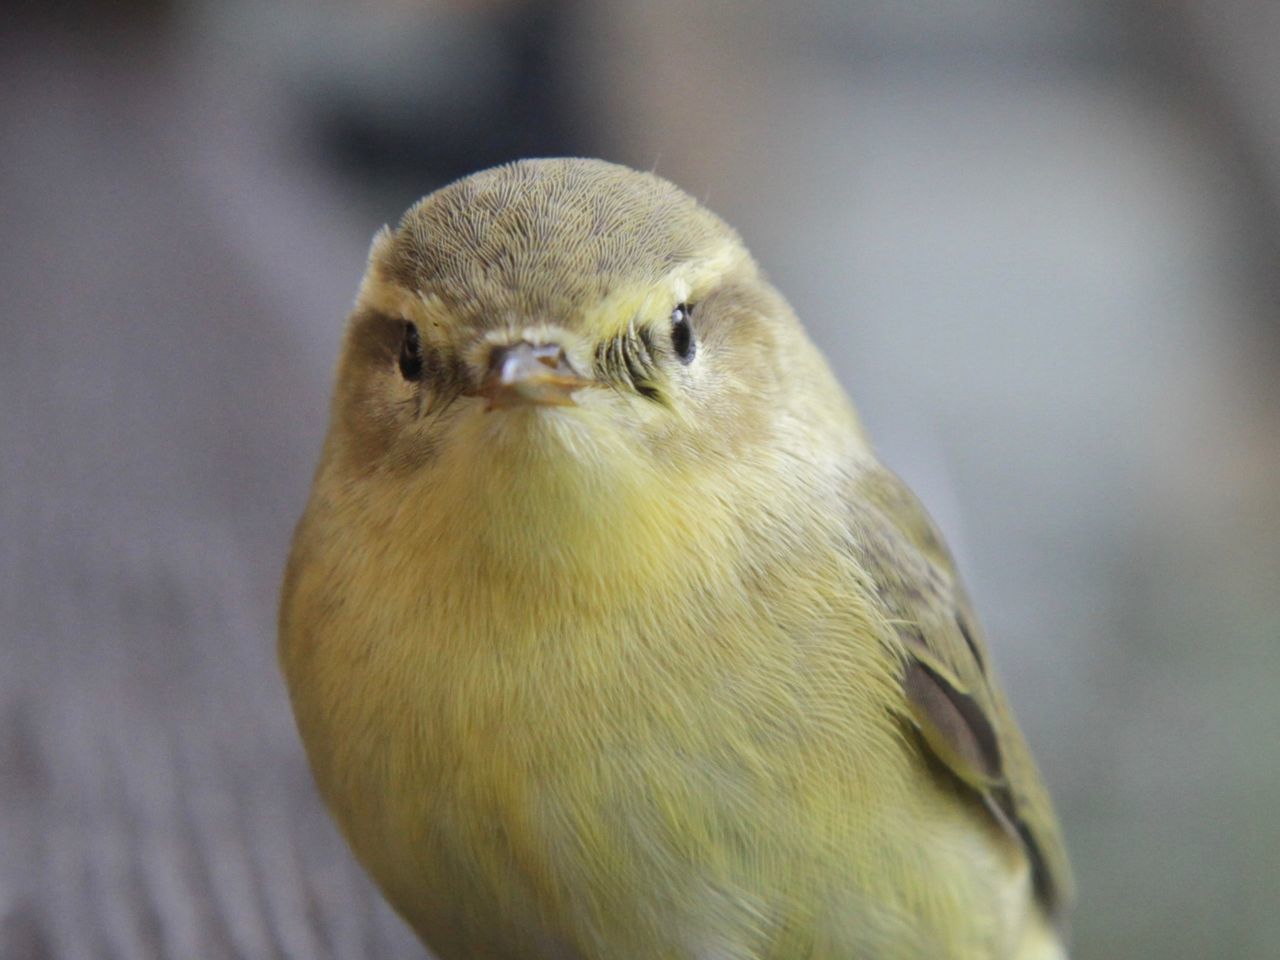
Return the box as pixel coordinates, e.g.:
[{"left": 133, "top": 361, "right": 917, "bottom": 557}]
[
  {"left": 1124, "top": 0, "right": 1280, "bottom": 355},
  {"left": 8, "top": 0, "right": 173, "bottom": 31},
  {"left": 312, "top": 0, "right": 587, "bottom": 204}
]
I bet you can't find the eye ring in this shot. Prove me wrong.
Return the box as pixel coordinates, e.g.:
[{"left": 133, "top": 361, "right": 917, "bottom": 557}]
[
  {"left": 670, "top": 303, "right": 695, "bottom": 364},
  {"left": 398, "top": 322, "right": 423, "bottom": 381}
]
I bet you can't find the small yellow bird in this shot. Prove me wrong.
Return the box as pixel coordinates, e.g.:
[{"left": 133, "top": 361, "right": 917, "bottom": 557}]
[{"left": 279, "top": 158, "right": 1073, "bottom": 960}]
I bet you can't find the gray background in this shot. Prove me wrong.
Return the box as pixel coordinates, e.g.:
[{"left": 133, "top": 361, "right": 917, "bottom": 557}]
[{"left": 3, "top": 2, "right": 1278, "bottom": 957}]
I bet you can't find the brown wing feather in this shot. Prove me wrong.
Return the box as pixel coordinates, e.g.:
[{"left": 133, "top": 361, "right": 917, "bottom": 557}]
[{"left": 845, "top": 465, "right": 1075, "bottom": 925}]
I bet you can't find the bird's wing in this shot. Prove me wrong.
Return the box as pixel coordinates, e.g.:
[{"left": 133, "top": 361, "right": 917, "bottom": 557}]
[{"left": 844, "top": 465, "right": 1075, "bottom": 925}]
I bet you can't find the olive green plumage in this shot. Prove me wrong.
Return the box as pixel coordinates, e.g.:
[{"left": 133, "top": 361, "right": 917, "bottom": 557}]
[{"left": 279, "top": 157, "right": 1073, "bottom": 960}]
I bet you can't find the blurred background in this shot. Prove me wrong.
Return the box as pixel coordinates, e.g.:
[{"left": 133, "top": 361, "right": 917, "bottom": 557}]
[{"left": 3, "top": 1, "right": 1278, "bottom": 957}]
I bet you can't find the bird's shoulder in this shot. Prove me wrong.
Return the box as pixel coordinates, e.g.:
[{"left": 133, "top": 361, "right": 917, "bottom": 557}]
[{"left": 838, "top": 461, "right": 1075, "bottom": 925}]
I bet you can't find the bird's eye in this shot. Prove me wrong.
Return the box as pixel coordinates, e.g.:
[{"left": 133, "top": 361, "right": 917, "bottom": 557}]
[
  {"left": 670, "top": 303, "right": 695, "bottom": 364},
  {"left": 398, "top": 322, "right": 423, "bottom": 381}
]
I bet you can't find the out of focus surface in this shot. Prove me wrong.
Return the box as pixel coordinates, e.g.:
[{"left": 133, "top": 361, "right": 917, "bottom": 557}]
[{"left": 3, "top": 2, "right": 1278, "bottom": 958}]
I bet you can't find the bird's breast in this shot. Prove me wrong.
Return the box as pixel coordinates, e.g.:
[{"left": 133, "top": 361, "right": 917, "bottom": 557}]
[
  {"left": 281, "top": 468, "right": 1026, "bottom": 958},
  {"left": 289, "top": 507, "right": 924, "bottom": 951}
]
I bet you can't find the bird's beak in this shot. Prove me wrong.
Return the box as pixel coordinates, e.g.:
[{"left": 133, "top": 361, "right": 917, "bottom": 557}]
[{"left": 474, "top": 341, "right": 594, "bottom": 409}]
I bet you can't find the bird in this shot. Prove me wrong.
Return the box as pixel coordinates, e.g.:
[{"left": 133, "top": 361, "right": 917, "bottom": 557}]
[{"left": 278, "top": 157, "right": 1074, "bottom": 960}]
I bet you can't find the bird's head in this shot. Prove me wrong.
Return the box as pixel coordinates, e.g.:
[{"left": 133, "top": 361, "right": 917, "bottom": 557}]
[{"left": 322, "top": 159, "right": 863, "bottom": 551}]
